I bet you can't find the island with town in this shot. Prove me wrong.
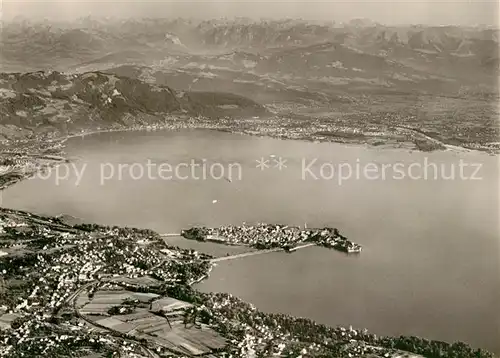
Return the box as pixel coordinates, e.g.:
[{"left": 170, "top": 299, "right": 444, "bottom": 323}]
[
  {"left": 0, "top": 208, "right": 494, "bottom": 358},
  {"left": 181, "top": 223, "right": 362, "bottom": 254}
]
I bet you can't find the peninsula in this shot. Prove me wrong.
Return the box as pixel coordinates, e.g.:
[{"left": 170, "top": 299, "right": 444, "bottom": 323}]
[{"left": 0, "top": 209, "right": 494, "bottom": 358}]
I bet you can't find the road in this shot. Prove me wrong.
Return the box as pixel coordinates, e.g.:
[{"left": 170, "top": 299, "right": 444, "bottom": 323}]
[{"left": 65, "top": 280, "right": 97, "bottom": 307}]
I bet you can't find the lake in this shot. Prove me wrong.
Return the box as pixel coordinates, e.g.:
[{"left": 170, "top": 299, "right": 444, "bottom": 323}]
[{"left": 2, "top": 129, "right": 499, "bottom": 353}]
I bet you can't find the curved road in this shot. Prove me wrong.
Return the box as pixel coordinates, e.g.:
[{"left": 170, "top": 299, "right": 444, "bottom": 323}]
[{"left": 66, "top": 279, "right": 160, "bottom": 358}]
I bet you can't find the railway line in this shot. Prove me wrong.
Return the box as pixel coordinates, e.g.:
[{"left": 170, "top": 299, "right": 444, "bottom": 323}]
[{"left": 211, "top": 243, "right": 315, "bottom": 263}]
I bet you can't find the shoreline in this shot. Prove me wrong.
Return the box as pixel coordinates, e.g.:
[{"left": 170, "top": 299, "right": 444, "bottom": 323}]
[
  {"left": 1, "top": 119, "right": 497, "bottom": 193},
  {"left": 0, "top": 124, "right": 176, "bottom": 192},
  {"left": 204, "top": 125, "right": 497, "bottom": 155},
  {"left": 3, "top": 116, "right": 496, "bottom": 159},
  {"left": 58, "top": 124, "right": 500, "bottom": 157},
  {"left": 2, "top": 121, "right": 494, "bottom": 195}
]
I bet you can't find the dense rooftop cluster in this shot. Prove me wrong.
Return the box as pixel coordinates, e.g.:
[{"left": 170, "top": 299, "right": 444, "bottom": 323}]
[{"left": 0, "top": 209, "right": 216, "bottom": 357}]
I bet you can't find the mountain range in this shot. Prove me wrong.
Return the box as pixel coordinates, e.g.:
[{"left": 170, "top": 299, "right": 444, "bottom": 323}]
[
  {"left": 0, "top": 17, "right": 498, "bottom": 151},
  {"left": 2, "top": 17, "right": 498, "bottom": 74}
]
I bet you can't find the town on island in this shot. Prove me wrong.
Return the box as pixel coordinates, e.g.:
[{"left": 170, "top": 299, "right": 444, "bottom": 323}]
[{"left": 181, "top": 223, "right": 362, "bottom": 254}]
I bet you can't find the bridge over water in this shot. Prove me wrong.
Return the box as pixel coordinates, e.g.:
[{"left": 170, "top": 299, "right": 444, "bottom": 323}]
[
  {"left": 160, "top": 233, "right": 316, "bottom": 262},
  {"left": 160, "top": 233, "right": 181, "bottom": 237}
]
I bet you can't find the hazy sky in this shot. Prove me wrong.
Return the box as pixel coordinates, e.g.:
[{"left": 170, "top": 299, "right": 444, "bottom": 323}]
[{"left": 1, "top": 0, "right": 498, "bottom": 26}]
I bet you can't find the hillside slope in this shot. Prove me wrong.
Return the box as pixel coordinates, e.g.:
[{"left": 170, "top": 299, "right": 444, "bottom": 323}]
[{"left": 0, "top": 70, "right": 267, "bottom": 141}]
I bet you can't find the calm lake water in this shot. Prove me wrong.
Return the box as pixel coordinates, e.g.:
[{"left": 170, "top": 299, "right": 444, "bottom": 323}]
[{"left": 3, "top": 129, "right": 499, "bottom": 353}]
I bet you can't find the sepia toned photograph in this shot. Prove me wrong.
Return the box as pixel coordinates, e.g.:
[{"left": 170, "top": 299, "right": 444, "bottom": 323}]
[{"left": 0, "top": 1, "right": 498, "bottom": 357}]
